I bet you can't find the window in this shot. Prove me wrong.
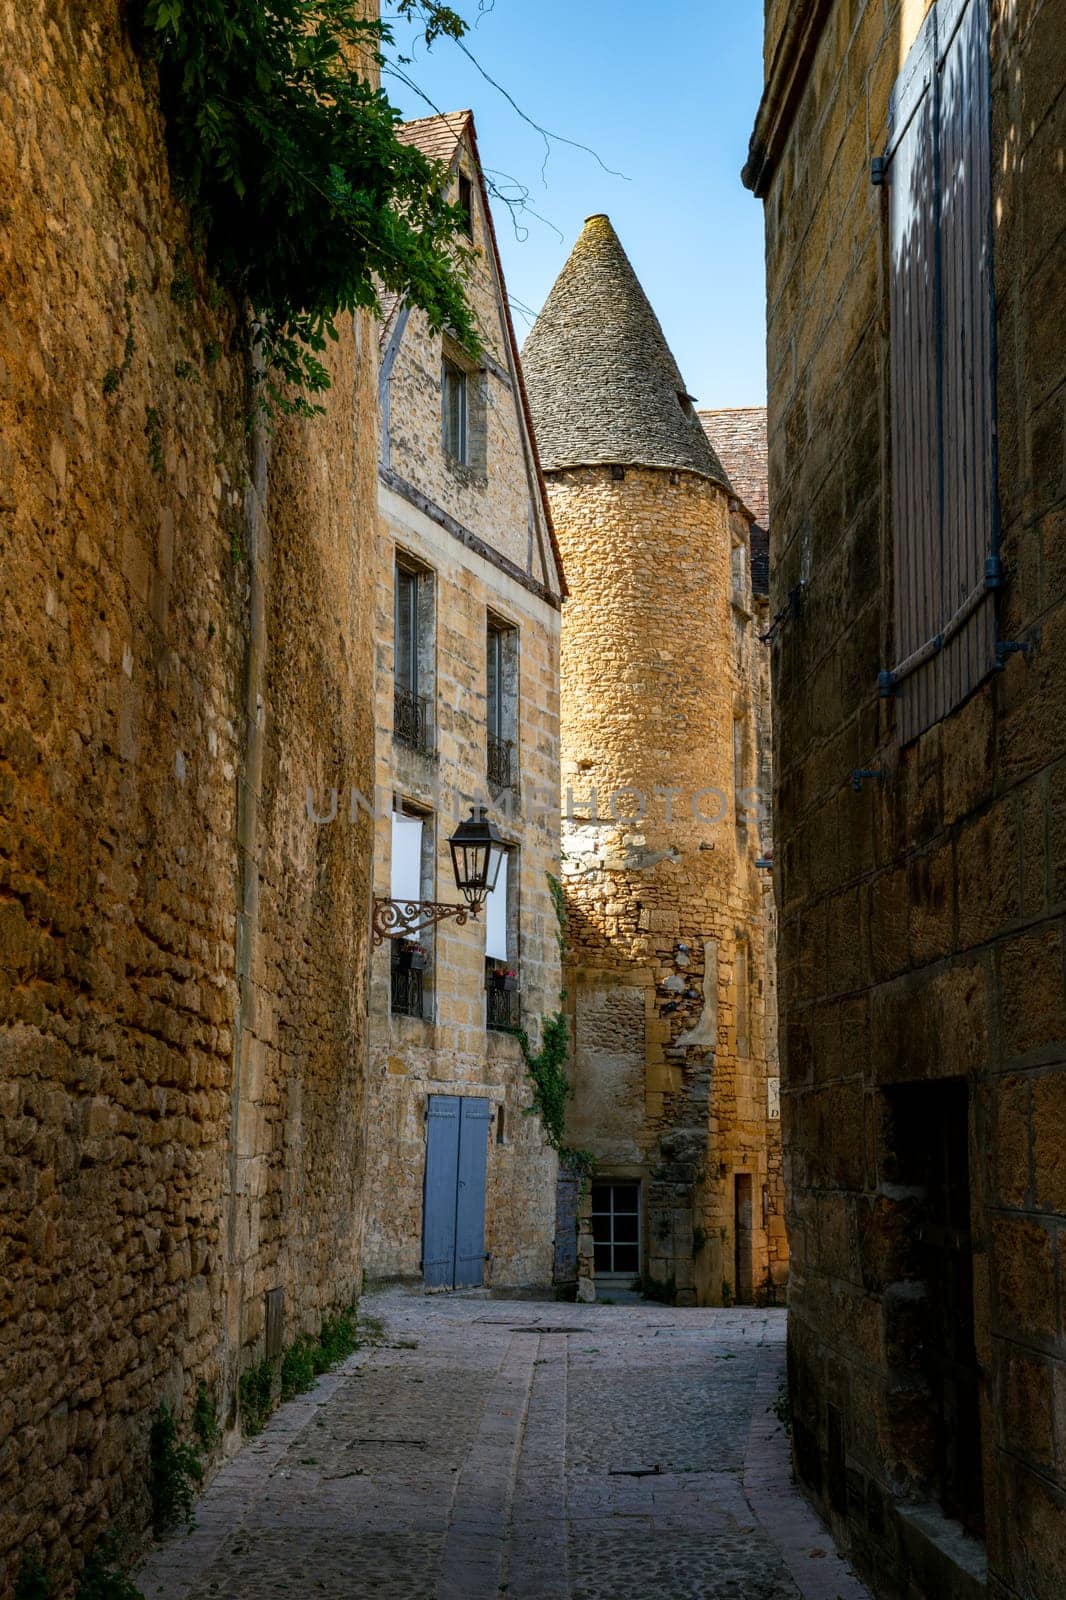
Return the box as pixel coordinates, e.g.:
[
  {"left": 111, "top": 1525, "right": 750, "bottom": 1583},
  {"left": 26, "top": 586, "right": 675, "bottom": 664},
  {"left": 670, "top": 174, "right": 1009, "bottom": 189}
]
[
  {"left": 487, "top": 617, "right": 519, "bottom": 792},
  {"left": 882, "top": 0, "right": 996, "bottom": 742},
  {"left": 735, "top": 936, "right": 750, "bottom": 1060},
  {"left": 731, "top": 538, "right": 748, "bottom": 609},
  {"left": 733, "top": 715, "right": 749, "bottom": 833},
  {"left": 394, "top": 556, "right": 433, "bottom": 753},
  {"left": 485, "top": 846, "right": 519, "bottom": 1030},
  {"left": 591, "top": 1182, "right": 640, "bottom": 1277},
  {"left": 390, "top": 806, "right": 433, "bottom": 1019},
  {"left": 442, "top": 357, "right": 468, "bottom": 463},
  {"left": 457, "top": 173, "right": 473, "bottom": 237}
]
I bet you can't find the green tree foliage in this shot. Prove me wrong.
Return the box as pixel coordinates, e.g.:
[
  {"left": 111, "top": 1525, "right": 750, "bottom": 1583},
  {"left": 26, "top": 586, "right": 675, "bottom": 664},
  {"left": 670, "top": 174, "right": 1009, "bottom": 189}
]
[{"left": 132, "top": 0, "right": 479, "bottom": 414}]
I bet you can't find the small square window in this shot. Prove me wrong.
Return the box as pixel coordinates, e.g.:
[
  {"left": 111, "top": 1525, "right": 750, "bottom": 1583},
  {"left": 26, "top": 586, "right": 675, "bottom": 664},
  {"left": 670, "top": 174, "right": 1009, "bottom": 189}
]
[{"left": 442, "top": 358, "right": 468, "bottom": 463}]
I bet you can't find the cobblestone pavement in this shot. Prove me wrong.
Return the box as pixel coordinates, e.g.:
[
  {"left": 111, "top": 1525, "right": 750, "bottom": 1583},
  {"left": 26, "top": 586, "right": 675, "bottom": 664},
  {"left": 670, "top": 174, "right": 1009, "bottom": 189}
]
[{"left": 137, "top": 1289, "right": 870, "bottom": 1600}]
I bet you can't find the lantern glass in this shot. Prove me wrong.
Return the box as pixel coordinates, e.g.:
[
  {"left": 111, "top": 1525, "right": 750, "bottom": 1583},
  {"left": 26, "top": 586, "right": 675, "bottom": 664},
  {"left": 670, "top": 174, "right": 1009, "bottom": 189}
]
[{"left": 448, "top": 806, "right": 507, "bottom": 906}]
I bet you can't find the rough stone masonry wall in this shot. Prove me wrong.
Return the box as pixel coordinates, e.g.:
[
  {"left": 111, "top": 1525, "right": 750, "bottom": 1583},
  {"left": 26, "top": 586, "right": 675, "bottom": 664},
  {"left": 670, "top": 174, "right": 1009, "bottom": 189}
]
[
  {"left": 0, "top": 5, "right": 377, "bottom": 1590},
  {"left": 761, "top": 0, "right": 1066, "bottom": 1595},
  {"left": 551, "top": 464, "right": 783, "bottom": 1306}
]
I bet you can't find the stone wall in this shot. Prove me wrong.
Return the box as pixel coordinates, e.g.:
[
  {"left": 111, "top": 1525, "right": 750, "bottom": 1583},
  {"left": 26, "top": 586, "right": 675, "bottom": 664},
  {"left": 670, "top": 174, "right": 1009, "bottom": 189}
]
[
  {"left": 753, "top": 0, "right": 1066, "bottom": 1594},
  {"left": 0, "top": 5, "right": 377, "bottom": 1589},
  {"left": 550, "top": 464, "right": 784, "bottom": 1305},
  {"left": 364, "top": 481, "right": 562, "bottom": 1287}
]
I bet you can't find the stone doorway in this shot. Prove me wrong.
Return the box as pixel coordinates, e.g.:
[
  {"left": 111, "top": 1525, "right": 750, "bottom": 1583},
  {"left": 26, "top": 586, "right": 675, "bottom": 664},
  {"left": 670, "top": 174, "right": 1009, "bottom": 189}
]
[{"left": 734, "top": 1173, "right": 754, "bottom": 1304}]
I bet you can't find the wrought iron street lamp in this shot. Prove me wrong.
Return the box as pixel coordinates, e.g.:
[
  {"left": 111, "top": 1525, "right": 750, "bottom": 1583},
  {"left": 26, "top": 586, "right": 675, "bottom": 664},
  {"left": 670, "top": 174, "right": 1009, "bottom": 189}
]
[{"left": 372, "top": 806, "right": 508, "bottom": 946}]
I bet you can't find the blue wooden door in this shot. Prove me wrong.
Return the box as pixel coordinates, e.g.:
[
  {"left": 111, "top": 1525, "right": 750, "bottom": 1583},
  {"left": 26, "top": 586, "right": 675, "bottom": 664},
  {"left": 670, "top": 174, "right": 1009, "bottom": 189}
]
[
  {"left": 423, "top": 1096, "right": 489, "bottom": 1288},
  {"left": 423, "top": 1097, "right": 461, "bottom": 1288},
  {"left": 455, "top": 1099, "right": 491, "bottom": 1287}
]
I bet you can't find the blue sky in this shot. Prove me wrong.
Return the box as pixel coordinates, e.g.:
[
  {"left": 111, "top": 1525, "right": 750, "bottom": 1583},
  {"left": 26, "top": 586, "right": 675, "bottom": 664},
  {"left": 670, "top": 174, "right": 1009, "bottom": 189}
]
[{"left": 383, "top": 2, "right": 768, "bottom": 409}]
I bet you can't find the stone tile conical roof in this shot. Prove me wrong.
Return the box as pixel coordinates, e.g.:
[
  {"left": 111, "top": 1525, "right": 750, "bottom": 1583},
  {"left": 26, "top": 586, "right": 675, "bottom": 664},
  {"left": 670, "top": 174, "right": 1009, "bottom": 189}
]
[{"left": 521, "top": 215, "right": 728, "bottom": 484}]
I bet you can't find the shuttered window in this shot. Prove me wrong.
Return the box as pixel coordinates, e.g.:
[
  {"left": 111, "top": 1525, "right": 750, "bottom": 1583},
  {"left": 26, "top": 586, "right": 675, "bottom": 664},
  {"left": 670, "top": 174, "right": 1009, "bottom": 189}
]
[
  {"left": 883, "top": 0, "right": 997, "bottom": 743},
  {"left": 442, "top": 357, "right": 468, "bottom": 463}
]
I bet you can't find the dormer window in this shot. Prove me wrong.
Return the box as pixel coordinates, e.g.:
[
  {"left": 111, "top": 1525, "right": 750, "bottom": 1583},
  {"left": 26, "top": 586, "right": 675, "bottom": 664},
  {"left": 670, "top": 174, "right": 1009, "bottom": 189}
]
[
  {"left": 442, "top": 357, "right": 468, "bottom": 463},
  {"left": 457, "top": 173, "right": 474, "bottom": 237}
]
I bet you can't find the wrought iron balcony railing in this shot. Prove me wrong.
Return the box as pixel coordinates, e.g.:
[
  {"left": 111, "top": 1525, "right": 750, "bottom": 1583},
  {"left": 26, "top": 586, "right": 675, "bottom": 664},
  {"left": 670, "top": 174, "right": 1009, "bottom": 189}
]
[
  {"left": 391, "top": 966, "right": 425, "bottom": 1019},
  {"left": 487, "top": 734, "right": 516, "bottom": 790},
  {"left": 486, "top": 982, "right": 520, "bottom": 1033},
  {"left": 394, "top": 684, "right": 430, "bottom": 753}
]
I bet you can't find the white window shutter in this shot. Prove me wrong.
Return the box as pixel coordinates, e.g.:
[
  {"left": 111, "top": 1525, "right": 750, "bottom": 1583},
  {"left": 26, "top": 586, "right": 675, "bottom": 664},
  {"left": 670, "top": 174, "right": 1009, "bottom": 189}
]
[
  {"left": 485, "top": 852, "right": 508, "bottom": 962},
  {"left": 391, "top": 811, "right": 423, "bottom": 903}
]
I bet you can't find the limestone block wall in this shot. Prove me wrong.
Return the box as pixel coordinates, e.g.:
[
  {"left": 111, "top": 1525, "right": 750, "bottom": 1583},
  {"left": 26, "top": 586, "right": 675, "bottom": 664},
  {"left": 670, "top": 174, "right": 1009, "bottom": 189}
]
[
  {"left": 550, "top": 464, "right": 783, "bottom": 1305},
  {"left": 756, "top": 0, "right": 1066, "bottom": 1593},
  {"left": 363, "top": 485, "right": 561, "bottom": 1288},
  {"left": 0, "top": 5, "right": 377, "bottom": 1589}
]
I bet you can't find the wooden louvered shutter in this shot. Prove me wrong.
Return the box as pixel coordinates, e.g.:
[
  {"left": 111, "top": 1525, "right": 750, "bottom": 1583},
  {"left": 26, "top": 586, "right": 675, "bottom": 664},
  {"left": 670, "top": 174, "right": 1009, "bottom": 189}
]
[
  {"left": 935, "top": 0, "right": 996, "bottom": 723},
  {"left": 885, "top": 0, "right": 996, "bottom": 744}
]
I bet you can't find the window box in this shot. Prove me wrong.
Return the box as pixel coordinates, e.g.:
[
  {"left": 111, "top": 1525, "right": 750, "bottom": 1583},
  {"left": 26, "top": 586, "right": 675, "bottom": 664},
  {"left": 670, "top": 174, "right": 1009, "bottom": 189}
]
[{"left": 397, "top": 943, "right": 428, "bottom": 972}]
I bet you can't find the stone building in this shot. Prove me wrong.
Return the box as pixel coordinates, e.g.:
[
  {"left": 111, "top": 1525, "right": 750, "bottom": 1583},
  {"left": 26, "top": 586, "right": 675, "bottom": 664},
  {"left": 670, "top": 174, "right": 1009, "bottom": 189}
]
[
  {"left": 522, "top": 216, "right": 785, "bottom": 1306},
  {"left": 362, "top": 112, "right": 566, "bottom": 1292},
  {"left": 746, "top": 0, "right": 1066, "bottom": 1594},
  {"left": 0, "top": 2, "right": 379, "bottom": 1588}
]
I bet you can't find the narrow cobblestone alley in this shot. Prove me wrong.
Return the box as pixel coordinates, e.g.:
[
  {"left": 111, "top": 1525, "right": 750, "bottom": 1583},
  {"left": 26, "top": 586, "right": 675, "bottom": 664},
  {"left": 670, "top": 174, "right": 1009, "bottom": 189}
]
[{"left": 136, "top": 1291, "right": 868, "bottom": 1600}]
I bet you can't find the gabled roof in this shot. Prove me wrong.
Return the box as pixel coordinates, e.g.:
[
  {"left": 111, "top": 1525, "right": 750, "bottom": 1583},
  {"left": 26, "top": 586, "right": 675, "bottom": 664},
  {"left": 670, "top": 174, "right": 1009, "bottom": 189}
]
[
  {"left": 520, "top": 214, "right": 729, "bottom": 485},
  {"left": 699, "top": 407, "right": 770, "bottom": 598},
  {"left": 396, "top": 108, "right": 472, "bottom": 165},
  {"left": 379, "top": 110, "right": 567, "bottom": 598},
  {"left": 377, "top": 112, "right": 475, "bottom": 355}
]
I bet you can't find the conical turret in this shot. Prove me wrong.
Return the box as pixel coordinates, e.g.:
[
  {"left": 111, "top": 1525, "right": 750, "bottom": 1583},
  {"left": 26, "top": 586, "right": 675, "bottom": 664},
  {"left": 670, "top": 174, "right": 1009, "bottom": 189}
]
[{"left": 522, "top": 214, "right": 728, "bottom": 483}]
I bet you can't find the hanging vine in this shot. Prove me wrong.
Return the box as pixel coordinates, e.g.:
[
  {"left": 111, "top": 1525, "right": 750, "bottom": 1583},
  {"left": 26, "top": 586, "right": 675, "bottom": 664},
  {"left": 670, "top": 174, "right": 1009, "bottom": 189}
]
[
  {"left": 518, "top": 874, "right": 594, "bottom": 1189},
  {"left": 131, "top": 0, "right": 480, "bottom": 415}
]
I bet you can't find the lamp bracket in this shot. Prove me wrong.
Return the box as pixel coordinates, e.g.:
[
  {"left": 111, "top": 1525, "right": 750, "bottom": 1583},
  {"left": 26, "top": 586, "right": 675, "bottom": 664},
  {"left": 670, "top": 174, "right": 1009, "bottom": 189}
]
[{"left": 372, "top": 896, "right": 482, "bottom": 947}]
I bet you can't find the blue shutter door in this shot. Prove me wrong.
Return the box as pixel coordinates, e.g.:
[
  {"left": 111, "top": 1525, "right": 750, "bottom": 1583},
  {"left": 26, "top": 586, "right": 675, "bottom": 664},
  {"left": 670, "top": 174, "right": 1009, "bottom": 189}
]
[
  {"left": 936, "top": 0, "right": 996, "bottom": 715},
  {"left": 423, "top": 1096, "right": 461, "bottom": 1288},
  {"left": 454, "top": 1098, "right": 491, "bottom": 1288}
]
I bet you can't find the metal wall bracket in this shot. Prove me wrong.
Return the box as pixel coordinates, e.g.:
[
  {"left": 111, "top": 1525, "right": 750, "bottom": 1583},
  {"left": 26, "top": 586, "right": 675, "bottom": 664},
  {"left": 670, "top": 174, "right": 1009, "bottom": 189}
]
[
  {"left": 878, "top": 669, "right": 897, "bottom": 698},
  {"left": 871, "top": 156, "right": 888, "bottom": 186},
  {"left": 372, "top": 896, "right": 480, "bottom": 947},
  {"left": 994, "top": 640, "right": 1031, "bottom": 670},
  {"left": 852, "top": 768, "right": 882, "bottom": 794}
]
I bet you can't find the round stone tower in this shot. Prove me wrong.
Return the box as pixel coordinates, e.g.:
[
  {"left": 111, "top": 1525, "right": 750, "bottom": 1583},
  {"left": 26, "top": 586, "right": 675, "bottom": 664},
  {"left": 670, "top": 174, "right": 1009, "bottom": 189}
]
[{"left": 523, "top": 215, "right": 778, "bottom": 1306}]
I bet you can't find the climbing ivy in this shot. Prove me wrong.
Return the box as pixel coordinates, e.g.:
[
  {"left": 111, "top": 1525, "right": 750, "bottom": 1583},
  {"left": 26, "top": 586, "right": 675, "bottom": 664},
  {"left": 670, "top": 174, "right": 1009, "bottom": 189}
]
[
  {"left": 546, "top": 872, "right": 569, "bottom": 961},
  {"left": 518, "top": 874, "right": 594, "bottom": 1189},
  {"left": 131, "top": 0, "right": 479, "bottom": 415},
  {"left": 148, "top": 1403, "right": 203, "bottom": 1534},
  {"left": 73, "top": 1537, "right": 145, "bottom": 1600}
]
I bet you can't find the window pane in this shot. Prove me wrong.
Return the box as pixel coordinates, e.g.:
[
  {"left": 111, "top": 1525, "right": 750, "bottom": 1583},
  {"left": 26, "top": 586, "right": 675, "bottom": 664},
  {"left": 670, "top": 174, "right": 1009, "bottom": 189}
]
[
  {"left": 487, "top": 627, "right": 501, "bottom": 740},
  {"left": 613, "top": 1245, "right": 639, "bottom": 1273},
  {"left": 591, "top": 1216, "right": 610, "bottom": 1242},
  {"left": 590, "top": 1186, "right": 612, "bottom": 1214},
  {"left": 614, "top": 1214, "right": 638, "bottom": 1243},
  {"left": 594, "top": 1244, "right": 612, "bottom": 1272},
  {"left": 442, "top": 360, "right": 468, "bottom": 462},
  {"left": 613, "top": 1183, "right": 640, "bottom": 1213},
  {"left": 395, "top": 567, "right": 416, "bottom": 691}
]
